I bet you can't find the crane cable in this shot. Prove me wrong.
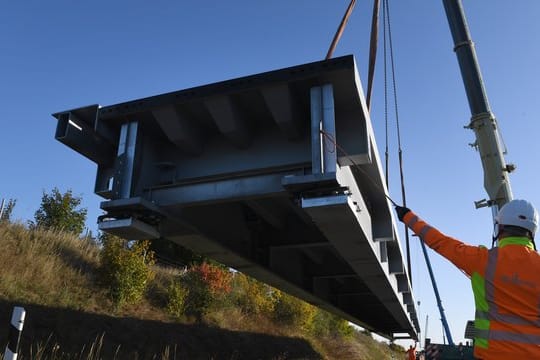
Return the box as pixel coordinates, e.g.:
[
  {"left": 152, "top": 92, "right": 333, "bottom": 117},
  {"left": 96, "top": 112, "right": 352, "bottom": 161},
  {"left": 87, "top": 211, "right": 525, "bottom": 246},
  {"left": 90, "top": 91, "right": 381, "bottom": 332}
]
[
  {"left": 382, "top": 6, "right": 457, "bottom": 344},
  {"left": 383, "top": 0, "right": 389, "bottom": 188},
  {"left": 382, "top": 0, "right": 413, "bottom": 283},
  {"left": 320, "top": 129, "right": 399, "bottom": 207}
]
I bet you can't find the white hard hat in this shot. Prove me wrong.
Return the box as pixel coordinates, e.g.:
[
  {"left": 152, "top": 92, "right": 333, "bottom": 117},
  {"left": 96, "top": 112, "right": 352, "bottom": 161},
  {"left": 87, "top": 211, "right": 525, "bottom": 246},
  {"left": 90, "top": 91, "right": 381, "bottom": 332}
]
[{"left": 496, "top": 199, "right": 539, "bottom": 236}]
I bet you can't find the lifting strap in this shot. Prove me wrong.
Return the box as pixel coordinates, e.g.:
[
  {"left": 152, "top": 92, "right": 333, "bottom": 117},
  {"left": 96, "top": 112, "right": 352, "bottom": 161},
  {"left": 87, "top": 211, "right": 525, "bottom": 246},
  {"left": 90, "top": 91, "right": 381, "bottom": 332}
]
[
  {"left": 325, "top": 0, "right": 356, "bottom": 60},
  {"left": 366, "top": 0, "right": 381, "bottom": 111}
]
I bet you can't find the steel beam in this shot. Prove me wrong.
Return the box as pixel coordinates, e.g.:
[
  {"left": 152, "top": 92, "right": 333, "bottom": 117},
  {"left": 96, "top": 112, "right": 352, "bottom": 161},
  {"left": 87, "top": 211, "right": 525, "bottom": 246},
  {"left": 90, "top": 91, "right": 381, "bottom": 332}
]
[
  {"left": 51, "top": 55, "right": 419, "bottom": 339},
  {"left": 113, "top": 121, "right": 138, "bottom": 199},
  {"left": 152, "top": 105, "right": 203, "bottom": 154},
  {"left": 204, "top": 95, "right": 251, "bottom": 148},
  {"left": 261, "top": 84, "right": 302, "bottom": 140}
]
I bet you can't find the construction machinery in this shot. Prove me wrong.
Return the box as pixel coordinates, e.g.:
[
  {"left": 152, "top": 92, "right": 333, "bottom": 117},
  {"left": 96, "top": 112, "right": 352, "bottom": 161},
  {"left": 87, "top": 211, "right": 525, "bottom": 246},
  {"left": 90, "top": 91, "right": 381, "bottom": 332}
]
[{"left": 419, "top": 1, "right": 514, "bottom": 359}]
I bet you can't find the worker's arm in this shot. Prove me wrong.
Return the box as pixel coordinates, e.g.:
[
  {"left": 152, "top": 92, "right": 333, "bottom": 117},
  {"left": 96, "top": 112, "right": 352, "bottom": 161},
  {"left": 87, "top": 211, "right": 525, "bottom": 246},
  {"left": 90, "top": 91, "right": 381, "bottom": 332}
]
[{"left": 398, "top": 208, "right": 487, "bottom": 276}]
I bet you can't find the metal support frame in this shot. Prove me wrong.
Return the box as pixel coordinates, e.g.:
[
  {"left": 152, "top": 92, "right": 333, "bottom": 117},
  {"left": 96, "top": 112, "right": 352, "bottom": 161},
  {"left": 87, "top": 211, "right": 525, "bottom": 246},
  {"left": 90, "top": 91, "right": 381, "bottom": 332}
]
[
  {"left": 310, "top": 84, "right": 337, "bottom": 176},
  {"left": 113, "top": 121, "right": 138, "bottom": 199}
]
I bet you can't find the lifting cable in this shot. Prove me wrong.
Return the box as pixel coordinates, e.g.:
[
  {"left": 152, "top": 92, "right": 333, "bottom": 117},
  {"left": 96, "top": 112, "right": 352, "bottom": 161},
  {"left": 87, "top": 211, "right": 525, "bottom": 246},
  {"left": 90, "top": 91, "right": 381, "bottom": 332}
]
[
  {"left": 381, "top": 3, "right": 454, "bottom": 341},
  {"left": 382, "top": 0, "right": 413, "bottom": 283},
  {"left": 320, "top": 129, "right": 398, "bottom": 207},
  {"left": 324, "top": 0, "right": 413, "bottom": 283},
  {"left": 382, "top": 0, "right": 389, "bottom": 188}
]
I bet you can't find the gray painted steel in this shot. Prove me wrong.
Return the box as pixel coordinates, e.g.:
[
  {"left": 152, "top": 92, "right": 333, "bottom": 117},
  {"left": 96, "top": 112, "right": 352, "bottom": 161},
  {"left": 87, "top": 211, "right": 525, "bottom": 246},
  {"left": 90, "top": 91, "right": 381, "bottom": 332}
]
[
  {"left": 443, "top": 0, "right": 513, "bottom": 209},
  {"left": 52, "top": 55, "right": 419, "bottom": 339}
]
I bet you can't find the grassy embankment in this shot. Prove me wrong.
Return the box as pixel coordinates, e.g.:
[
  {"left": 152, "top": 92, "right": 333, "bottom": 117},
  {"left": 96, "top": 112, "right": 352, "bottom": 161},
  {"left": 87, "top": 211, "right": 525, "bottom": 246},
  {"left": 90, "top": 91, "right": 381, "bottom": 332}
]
[{"left": 0, "top": 222, "right": 404, "bottom": 359}]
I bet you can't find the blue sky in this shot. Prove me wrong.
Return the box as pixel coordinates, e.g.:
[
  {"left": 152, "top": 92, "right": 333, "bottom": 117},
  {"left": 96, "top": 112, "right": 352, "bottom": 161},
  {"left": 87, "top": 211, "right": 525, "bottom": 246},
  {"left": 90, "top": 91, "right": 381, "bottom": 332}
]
[{"left": 2, "top": 0, "right": 540, "bottom": 346}]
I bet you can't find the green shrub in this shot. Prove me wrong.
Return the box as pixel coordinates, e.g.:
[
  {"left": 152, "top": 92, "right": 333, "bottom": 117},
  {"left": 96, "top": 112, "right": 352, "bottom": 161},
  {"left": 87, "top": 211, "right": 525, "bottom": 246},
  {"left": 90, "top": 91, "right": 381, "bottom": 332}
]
[
  {"left": 166, "top": 280, "right": 189, "bottom": 318},
  {"left": 181, "top": 262, "right": 232, "bottom": 321},
  {"left": 388, "top": 342, "right": 406, "bottom": 352},
  {"left": 232, "top": 273, "right": 278, "bottom": 315},
  {"left": 182, "top": 270, "right": 212, "bottom": 320},
  {"left": 99, "top": 235, "right": 155, "bottom": 307},
  {"left": 272, "top": 291, "right": 316, "bottom": 331},
  {"left": 332, "top": 318, "right": 354, "bottom": 338},
  {"left": 361, "top": 328, "right": 372, "bottom": 338},
  {"left": 311, "top": 309, "right": 354, "bottom": 338}
]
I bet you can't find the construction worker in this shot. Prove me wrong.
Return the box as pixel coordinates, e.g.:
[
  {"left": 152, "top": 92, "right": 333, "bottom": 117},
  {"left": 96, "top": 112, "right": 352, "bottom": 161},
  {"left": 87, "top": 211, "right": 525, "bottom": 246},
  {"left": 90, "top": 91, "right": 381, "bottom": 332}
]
[
  {"left": 407, "top": 344, "right": 416, "bottom": 360},
  {"left": 395, "top": 199, "right": 540, "bottom": 359}
]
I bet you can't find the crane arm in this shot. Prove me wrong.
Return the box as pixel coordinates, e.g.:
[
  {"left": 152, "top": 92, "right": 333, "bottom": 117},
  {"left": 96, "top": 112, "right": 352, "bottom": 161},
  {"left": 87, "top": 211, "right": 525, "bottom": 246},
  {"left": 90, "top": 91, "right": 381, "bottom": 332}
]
[{"left": 442, "top": 0, "right": 513, "bottom": 212}]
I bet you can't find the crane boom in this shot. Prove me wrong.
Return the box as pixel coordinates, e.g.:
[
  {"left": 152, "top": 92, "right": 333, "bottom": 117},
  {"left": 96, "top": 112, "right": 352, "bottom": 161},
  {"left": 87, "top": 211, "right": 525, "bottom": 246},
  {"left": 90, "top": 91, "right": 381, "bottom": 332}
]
[
  {"left": 416, "top": 2, "right": 514, "bottom": 356},
  {"left": 442, "top": 0, "right": 513, "bottom": 212},
  {"left": 420, "top": 236, "right": 454, "bottom": 345}
]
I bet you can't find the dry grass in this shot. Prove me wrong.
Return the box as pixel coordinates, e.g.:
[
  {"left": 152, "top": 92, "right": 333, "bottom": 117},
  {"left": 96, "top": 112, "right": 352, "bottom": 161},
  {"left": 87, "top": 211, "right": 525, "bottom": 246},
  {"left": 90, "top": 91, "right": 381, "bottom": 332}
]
[
  {"left": 207, "top": 307, "right": 400, "bottom": 359},
  {"left": 0, "top": 222, "right": 404, "bottom": 359},
  {"left": 3, "top": 333, "right": 126, "bottom": 360},
  {"left": 0, "top": 222, "right": 102, "bottom": 309}
]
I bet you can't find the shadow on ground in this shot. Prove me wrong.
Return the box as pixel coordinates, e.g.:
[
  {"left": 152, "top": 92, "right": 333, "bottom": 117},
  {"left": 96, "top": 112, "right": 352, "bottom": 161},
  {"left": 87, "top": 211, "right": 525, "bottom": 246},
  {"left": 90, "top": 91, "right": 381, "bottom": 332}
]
[{"left": 0, "top": 300, "right": 321, "bottom": 359}]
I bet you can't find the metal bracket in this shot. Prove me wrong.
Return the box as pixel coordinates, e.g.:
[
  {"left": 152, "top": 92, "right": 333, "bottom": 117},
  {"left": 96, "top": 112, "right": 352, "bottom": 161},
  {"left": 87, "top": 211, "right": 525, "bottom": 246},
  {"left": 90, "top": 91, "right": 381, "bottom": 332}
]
[
  {"left": 98, "top": 217, "right": 160, "bottom": 240},
  {"left": 505, "top": 163, "right": 516, "bottom": 173},
  {"left": 474, "top": 199, "right": 494, "bottom": 209},
  {"left": 468, "top": 140, "right": 478, "bottom": 150}
]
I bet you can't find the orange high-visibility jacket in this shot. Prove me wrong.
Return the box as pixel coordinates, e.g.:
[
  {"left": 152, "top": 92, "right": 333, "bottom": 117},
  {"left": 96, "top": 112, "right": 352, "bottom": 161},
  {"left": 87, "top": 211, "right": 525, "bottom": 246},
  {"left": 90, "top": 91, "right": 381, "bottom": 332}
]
[{"left": 403, "top": 211, "right": 540, "bottom": 359}]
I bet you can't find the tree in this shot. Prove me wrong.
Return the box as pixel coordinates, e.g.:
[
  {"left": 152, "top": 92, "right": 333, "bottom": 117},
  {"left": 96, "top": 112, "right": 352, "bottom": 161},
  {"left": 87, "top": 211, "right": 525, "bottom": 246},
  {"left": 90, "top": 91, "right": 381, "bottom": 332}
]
[
  {"left": 33, "top": 187, "right": 87, "bottom": 234},
  {"left": 0, "top": 198, "right": 16, "bottom": 223}
]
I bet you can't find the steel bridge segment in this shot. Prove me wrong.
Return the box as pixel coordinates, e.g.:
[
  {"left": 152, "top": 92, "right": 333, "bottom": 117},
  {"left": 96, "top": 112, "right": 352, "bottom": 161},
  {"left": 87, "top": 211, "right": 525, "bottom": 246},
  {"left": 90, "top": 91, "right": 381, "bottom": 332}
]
[{"left": 52, "top": 55, "right": 419, "bottom": 339}]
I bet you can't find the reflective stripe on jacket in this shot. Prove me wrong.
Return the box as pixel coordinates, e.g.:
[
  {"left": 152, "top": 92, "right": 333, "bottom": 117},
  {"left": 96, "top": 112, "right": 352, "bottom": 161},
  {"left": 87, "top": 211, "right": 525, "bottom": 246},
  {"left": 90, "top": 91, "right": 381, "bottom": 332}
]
[{"left": 403, "top": 211, "right": 540, "bottom": 359}]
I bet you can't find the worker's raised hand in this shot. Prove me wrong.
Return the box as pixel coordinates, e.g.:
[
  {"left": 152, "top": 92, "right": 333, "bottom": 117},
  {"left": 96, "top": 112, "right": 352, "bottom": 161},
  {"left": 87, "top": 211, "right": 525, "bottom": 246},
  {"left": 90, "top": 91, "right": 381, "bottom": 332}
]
[{"left": 394, "top": 205, "right": 411, "bottom": 222}]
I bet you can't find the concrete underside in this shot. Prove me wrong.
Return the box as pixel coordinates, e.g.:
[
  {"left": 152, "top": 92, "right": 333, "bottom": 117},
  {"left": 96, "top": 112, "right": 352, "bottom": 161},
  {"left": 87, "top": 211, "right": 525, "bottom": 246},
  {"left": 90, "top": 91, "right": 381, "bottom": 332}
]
[{"left": 53, "top": 55, "right": 419, "bottom": 339}]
